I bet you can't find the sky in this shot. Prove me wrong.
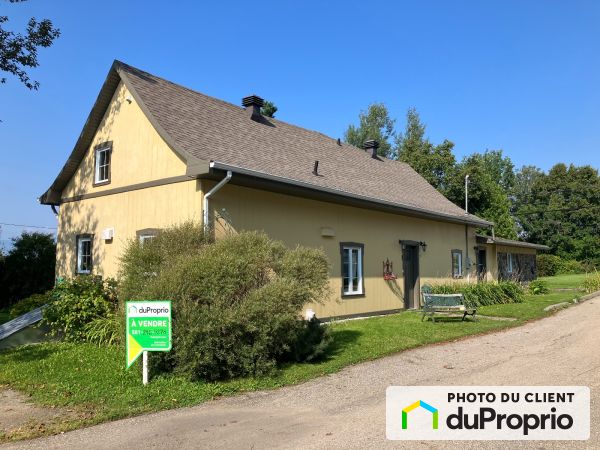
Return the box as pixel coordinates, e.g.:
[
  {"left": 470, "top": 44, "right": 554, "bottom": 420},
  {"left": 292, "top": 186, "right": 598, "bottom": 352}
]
[{"left": 1, "top": 0, "right": 599, "bottom": 246}]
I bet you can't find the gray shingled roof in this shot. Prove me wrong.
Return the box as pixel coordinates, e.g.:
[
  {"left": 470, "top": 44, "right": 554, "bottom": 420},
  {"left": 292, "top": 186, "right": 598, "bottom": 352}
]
[
  {"left": 41, "top": 61, "right": 491, "bottom": 227},
  {"left": 476, "top": 235, "right": 550, "bottom": 251}
]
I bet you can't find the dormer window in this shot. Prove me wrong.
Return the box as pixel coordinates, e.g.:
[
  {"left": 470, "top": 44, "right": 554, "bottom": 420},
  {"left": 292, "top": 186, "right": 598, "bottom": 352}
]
[{"left": 94, "top": 142, "right": 112, "bottom": 185}]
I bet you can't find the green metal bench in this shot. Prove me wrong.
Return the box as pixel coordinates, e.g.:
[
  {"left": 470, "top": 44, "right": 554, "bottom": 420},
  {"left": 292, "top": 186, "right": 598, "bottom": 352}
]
[{"left": 420, "top": 286, "right": 477, "bottom": 322}]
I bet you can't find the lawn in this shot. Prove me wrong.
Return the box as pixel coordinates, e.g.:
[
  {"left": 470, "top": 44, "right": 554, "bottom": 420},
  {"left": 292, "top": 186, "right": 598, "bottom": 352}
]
[
  {"left": 0, "top": 273, "right": 592, "bottom": 441},
  {"left": 539, "top": 273, "right": 588, "bottom": 289}
]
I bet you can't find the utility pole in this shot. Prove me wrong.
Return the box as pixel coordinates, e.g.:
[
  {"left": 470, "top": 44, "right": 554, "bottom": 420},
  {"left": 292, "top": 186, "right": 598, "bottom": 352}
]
[{"left": 465, "top": 174, "right": 470, "bottom": 214}]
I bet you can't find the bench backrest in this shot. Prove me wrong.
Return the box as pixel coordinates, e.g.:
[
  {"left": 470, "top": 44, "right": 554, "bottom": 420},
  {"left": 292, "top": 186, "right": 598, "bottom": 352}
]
[{"left": 422, "top": 293, "right": 464, "bottom": 307}]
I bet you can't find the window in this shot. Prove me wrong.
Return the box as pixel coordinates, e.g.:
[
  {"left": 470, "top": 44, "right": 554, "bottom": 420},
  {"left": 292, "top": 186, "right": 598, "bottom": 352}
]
[
  {"left": 451, "top": 249, "right": 463, "bottom": 278},
  {"left": 341, "top": 243, "right": 364, "bottom": 296},
  {"left": 94, "top": 144, "right": 111, "bottom": 184},
  {"left": 136, "top": 228, "right": 160, "bottom": 246},
  {"left": 76, "top": 235, "right": 93, "bottom": 274},
  {"left": 507, "top": 253, "right": 515, "bottom": 273}
]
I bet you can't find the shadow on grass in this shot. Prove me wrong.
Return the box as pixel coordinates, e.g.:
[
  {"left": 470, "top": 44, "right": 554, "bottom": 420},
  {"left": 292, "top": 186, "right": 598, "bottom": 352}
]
[
  {"left": 317, "top": 329, "right": 362, "bottom": 362},
  {"left": 421, "top": 316, "right": 477, "bottom": 324},
  {"left": 0, "top": 344, "right": 59, "bottom": 363}
]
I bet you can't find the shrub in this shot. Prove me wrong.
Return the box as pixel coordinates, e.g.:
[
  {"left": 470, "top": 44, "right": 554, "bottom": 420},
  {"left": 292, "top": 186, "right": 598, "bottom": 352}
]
[
  {"left": 9, "top": 292, "right": 51, "bottom": 318},
  {"left": 83, "top": 313, "right": 122, "bottom": 346},
  {"left": 557, "top": 259, "right": 584, "bottom": 275},
  {"left": 537, "top": 254, "right": 561, "bottom": 277},
  {"left": 118, "top": 221, "right": 210, "bottom": 303},
  {"left": 121, "top": 228, "right": 331, "bottom": 381},
  {"left": 429, "top": 281, "right": 524, "bottom": 307},
  {"left": 528, "top": 280, "right": 550, "bottom": 295},
  {"left": 537, "top": 254, "right": 584, "bottom": 277},
  {"left": 581, "top": 272, "right": 600, "bottom": 294},
  {"left": 42, "top": 276, "right": 118, "bottom": 342}
]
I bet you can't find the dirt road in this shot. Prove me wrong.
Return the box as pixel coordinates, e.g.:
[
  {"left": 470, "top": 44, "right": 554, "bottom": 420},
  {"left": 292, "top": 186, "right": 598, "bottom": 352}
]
[{"left": 3, "top": 298, "right": 599, "bottom": 450}]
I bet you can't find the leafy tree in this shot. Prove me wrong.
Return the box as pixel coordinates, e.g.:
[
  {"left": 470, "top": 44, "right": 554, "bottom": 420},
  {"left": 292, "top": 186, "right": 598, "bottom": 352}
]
[
  {"left": 446, "top": 154, "right": 518, "bottom": 239},
  {"left": 261, "top": 100, "right": 277, "bottom": 118},
  {"left": 1, "top": 0, "right": 60, "bottom": 89},
  {"left": 479, "top": 149, "right": 515, "bottom": 193},
  {"left": 0, "top": 231, "right": 56, "bottom": 307},
  {"left": 344, "top": 102, "right": 395, "bottom": 157},
  {"left": 514, "top": 163, "right": 600, "bottom": 266},
  {"left": 395, "top": 108, "right": 456, "bottom": 192}
]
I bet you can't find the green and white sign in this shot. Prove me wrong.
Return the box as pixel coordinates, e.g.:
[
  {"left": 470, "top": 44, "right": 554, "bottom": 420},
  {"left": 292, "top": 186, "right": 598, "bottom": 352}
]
[{"left": 126, "top": 301, "right": 171, "bottom": 368}]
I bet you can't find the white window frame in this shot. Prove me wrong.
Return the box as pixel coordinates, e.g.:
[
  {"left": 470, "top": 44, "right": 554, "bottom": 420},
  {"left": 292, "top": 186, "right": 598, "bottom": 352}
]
[
  {"left": 507, "top": 253, "right": 515, "bottom": 273},
  {"left": 451, "top": 249, "right": 463, "bottom": 278},
  {"left": 341, "top": 244, "right": 363, "bottom": 296},
  {"left": 94, "top": 146, "right": 111, "bottom": 184},
  {"left": 139, "top": 234, "right": 156, "bottom": 246},
  {"left": 76, "top": 235, "right": 92, "bottom": 274}
]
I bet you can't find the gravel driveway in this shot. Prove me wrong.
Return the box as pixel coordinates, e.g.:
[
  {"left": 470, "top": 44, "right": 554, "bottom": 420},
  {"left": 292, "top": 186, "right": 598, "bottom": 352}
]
[{"left": 3, "top": 298, "right": 599, "bottom": 450}]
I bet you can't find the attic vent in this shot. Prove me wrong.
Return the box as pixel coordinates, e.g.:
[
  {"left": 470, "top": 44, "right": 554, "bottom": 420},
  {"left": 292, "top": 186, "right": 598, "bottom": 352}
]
[
  {"left": 363, "top": 140, "right": 379, "bottom": 158},
  {"left": 242, "top": 95, "right": 264, "bottom": 122}
]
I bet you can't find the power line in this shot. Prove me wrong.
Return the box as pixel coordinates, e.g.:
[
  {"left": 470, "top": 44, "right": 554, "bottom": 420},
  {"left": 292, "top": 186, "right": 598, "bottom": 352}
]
[{"left": 0, "top": 222, "right": 57, "bottom": 230}]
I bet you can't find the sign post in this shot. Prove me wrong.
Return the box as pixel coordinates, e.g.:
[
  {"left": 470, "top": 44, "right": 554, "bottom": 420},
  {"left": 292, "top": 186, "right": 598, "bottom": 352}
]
[{"left": 126, "top": 301, "right": 172, "bottom": 384}]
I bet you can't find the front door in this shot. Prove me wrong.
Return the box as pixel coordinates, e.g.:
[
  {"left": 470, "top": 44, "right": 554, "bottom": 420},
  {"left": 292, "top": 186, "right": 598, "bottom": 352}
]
[
  {"left": 402, "top": 244, "right": 420, "bottom": 309},
  {"left": 477, "top": 248, "right": 487, "bottom": 281}
]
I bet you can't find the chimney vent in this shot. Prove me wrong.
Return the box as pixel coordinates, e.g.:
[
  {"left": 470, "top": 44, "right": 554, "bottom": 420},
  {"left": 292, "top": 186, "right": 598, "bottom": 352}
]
[
  {"left": 242, "top": 95, "right": 264, "bottom": 121},
  {"left": 313, "top": 160, "right": 319, "bottom": 176},
  {"left": 363, "top": 140, "right": 380, "bottom": 158}
]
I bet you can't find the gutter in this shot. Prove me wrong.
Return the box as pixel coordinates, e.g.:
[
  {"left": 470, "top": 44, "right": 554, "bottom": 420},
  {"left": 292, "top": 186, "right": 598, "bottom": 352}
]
[
  {"left": 207, "top": 161, "right": 492, "bottom": 228},
  {"left": 203, "top": 169, "right": 232, "bottom": 232}
]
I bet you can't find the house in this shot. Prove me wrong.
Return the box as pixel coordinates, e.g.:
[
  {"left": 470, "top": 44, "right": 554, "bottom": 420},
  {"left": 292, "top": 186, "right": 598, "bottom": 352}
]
[{"left": 40, "top": 61, "right": 547, "bottom": 320}]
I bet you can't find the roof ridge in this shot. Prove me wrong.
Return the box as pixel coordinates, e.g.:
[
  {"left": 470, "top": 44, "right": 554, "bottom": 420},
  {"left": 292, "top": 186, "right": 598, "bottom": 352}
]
[{"left": 116, "top": 60, "right": 403, "bottom": 159}]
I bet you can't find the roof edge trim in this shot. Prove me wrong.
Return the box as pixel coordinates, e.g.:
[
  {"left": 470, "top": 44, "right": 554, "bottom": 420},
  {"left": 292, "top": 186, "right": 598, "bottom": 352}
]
[{"left": 207, "top": 161, "right": 493, "bottom": 227}]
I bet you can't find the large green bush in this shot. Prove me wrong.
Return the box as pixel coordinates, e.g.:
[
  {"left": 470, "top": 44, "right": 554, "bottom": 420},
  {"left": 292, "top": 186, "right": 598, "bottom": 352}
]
[
  {"left": 118, "top": 221, "right": 211, "bottom": 303},
  {"left": 537, "top": 254, "right": 584, "bottom": 277},
  {"left": 42, "top": 276, "right": 118, "bottom": 342},
  {"left": 429, "top": 281, "right": 524, "bottom": 307},
  {"left": 9, "top": 292, "right": 51, "bottom": 318},
  {"left": 120, "top": 227, "right": 331, "bottom": 381}
]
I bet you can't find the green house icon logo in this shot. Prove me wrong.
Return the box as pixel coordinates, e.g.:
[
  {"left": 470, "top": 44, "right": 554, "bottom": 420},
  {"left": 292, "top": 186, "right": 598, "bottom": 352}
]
[{"left": 402, "top": 400, "right": 438, "bottom": 430}]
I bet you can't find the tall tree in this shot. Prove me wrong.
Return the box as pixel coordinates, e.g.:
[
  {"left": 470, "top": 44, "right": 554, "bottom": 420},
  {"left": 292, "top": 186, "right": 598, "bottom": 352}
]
[
  {"left": 514, "top": 163, "right": 600, "bottom": 265},
  {"left": 446, "top": 153, "right": 518, "bottom": 239},
  {"left": 1, "top": 0, "right": 60, "bottom": 89},
  {"left": 395, "top": 108, "right": 456, "bottom": 193},
  {"left": 0, "top": 231, "right": 56, "bottom": 307},
  {"left": 344, "top": 103, "right": 395, "bottom": 157}
]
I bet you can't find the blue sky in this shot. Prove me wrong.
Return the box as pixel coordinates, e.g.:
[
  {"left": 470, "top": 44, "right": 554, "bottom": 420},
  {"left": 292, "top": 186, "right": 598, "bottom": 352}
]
[{"left": 1, "top": 0, "right": 599, "bottom": 245}]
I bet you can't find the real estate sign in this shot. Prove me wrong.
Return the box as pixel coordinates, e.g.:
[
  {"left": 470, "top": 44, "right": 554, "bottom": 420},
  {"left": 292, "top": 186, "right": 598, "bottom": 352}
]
[{"left": 126, "top": 301, "right": 172, "bottom": 368}]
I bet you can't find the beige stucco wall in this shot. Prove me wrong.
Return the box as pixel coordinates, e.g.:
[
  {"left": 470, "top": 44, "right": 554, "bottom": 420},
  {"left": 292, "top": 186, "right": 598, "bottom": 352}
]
[
  {"left": 62, "top": 82, "right": 187, "bottom": 198},
  {"left": 56, "top": 81, "right": 201, "bottom": 278},
  {"left": 208, "top": 182, "right": 478, "bottom": 318},
  {"left": 56, "top": 181, "right": 202, "bottom": 278}
]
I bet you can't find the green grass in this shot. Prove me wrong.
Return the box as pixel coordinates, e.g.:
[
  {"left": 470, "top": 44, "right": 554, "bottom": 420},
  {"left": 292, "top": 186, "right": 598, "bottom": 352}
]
[
  {"left": 539, "top": 273, "right": 588, "bottom": 290},
  {"left": 0, "top": 274, "right": 591, "bottom": 441}
]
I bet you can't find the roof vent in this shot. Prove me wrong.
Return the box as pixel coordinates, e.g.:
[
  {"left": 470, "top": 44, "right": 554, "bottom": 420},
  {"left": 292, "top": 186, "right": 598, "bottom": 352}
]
[
  {"left": 242, "top": 95, "right": 264, "bottom": 122},
  {"left": 363, "top": 140, "right": 379, "bottom": 158}
]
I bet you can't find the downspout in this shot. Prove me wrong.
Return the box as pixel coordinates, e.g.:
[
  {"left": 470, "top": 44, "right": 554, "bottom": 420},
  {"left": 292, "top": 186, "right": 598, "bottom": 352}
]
[
  {"left": 465, "top": 224, "right": 470, "bottom": 283},
  {"left": 203, "top": 170, "right": 232, "bottom": 233},
  {"left": 50, "top": 205, "right": 59, "bottom": 216}
]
